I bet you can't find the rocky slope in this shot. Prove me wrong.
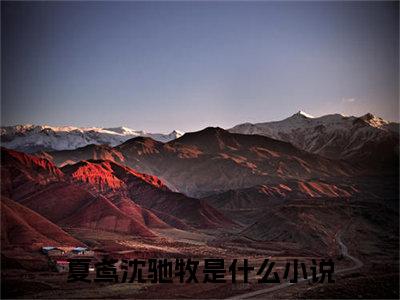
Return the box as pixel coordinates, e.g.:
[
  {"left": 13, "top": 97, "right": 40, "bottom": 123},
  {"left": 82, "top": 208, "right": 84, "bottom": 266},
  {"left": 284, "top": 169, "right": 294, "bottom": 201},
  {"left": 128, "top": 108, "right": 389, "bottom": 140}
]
[
  {"left": 229, "top": 111, "right": 399, "bottom": 162},
  {"left": 1, "top": 124, "right": 183, "bottom": 152},
  {"left": 45, "top": 127, "right": 357, "bottom": 197}
]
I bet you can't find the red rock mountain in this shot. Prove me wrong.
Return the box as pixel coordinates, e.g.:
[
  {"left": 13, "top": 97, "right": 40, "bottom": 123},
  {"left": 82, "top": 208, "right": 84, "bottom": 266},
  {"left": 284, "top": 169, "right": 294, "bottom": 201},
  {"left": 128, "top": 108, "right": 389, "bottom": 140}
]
[
  {"left": 115, "top": 128, "right": 357, "bottom": 197},
  {"left": 61, "top": 159, "right": 235, "bottom": 229},
  {"left": 38, "top": 127, "right": 398, "bottom": 197},
  {"left": 19, "top": 182, "right": 159, "bottom": 237},
  {"left": 40, "top": 144, "right": 125, "bottom": 167},
  {"left": 41, "top": 127, "right": 359, "bottom": 197},
  {"left": 1, "top": 196, "right": 83, "bottom": 250},
  {"left": 1, "top": 147, "right": 235, "bottom": 250},
  {"left": 1, "top": 147, "right": 63, "bottom": 200}
]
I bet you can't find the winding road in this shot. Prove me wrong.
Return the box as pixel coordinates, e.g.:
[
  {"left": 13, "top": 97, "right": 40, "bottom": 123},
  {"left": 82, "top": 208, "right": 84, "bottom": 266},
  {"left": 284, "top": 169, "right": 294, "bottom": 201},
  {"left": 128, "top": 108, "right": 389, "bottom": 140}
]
[{"left": 227, "top": 230, "right": 364, "bottom": 299}]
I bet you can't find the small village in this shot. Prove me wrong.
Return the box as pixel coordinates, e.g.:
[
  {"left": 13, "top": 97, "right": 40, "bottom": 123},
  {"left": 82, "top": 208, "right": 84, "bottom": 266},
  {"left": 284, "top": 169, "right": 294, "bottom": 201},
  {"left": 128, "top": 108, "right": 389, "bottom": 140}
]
[
  {"left": 41, "top": 246, "right": 96, "bottom": 273},
  {"left": 40, "top": 246, "right": 133, "bottom": 273}
]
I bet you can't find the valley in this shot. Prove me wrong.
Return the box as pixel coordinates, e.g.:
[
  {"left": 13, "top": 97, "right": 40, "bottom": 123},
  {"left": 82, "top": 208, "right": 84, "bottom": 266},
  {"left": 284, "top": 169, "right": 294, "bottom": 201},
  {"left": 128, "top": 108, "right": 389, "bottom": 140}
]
[{"left": 1, "top": 113, "right": 398, "bottom": 298}]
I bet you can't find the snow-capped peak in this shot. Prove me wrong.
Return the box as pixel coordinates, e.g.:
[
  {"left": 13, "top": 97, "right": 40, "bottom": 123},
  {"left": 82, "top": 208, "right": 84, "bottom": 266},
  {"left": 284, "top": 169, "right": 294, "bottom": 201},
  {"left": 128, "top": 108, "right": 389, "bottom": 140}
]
[
  {"left": 103, "top": 126, "right": 145, "bottom": 135},
  {"left": 293, "top": 110, "right": 314, "bottom": 118},
  {"left": 170, "top": 130, "right": 184, "bottom": 136},
  {"left": 0, "top": 124, "right": 184, "bottom": 153},
  {"left": 229, "top": 112, "right": 398, "bottom": 160}
]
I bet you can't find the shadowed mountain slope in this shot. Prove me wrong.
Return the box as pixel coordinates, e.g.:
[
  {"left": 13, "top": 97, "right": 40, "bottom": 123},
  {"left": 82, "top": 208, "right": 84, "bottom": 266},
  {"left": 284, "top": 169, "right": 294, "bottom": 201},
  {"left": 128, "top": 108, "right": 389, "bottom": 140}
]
[{"left": 1, "top": 196, "right": 84, "bottom": 250}]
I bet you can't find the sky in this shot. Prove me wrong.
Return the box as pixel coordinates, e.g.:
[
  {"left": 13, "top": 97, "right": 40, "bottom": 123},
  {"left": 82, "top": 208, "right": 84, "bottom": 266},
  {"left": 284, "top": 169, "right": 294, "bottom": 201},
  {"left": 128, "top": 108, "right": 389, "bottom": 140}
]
[{"left": 2, "top": 1, "right": 399, "bottom": 133}]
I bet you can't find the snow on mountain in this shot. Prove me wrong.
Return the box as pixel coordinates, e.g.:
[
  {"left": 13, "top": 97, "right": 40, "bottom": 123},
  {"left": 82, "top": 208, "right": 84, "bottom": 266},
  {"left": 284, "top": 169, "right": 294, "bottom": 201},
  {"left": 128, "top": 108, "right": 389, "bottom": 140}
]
[
  {"left": 0, "top": 124, "right": 184, "bottom": 153},
  {"left": 296, "top": 110, "right": 315, "bottom": 118},
  {"left": 229, "top": 111, "right": 399, "bottom": 160}
]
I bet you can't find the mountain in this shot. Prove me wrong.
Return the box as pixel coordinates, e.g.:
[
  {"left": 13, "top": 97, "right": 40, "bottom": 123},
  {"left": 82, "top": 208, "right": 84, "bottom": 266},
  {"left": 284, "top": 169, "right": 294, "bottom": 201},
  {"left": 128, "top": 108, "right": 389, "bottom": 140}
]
[
  {"left": 61, "top": 159, "right": 235, "bottom": 229},
  {"left": 0, "top": 124, "right": 184, "bottom": 153},
  {"left": 203, "top": 180, "right": 357, "bottom": 211},
  {"left": 19, "top": 182, "right": 160, "bottom": 237},
  {"left": 42, "top": 127, "right": 357, "bottom": 197},
  {"left": 229, "top": 112, "right": 399, "bottom": 162},
  {"left": 125, "top": 127, "right": 358, "bottom": 197},
  {"left": 1, "top": 196, "right": 84, "bottom": 250},
  {"left": 1, "top": 148, "right": 162, "bottom": 237},
  {"left": 1, "top": 147, "right": 64, "bottom": 200},
  {"left": 1, "top": 147, "right": 233, "bottom": 239},
  {"left": 39, "top": 144, "right": 125, "bottom": 167},
  {"left": 237, "top": 201, "right": 350, "bottom": 253}
]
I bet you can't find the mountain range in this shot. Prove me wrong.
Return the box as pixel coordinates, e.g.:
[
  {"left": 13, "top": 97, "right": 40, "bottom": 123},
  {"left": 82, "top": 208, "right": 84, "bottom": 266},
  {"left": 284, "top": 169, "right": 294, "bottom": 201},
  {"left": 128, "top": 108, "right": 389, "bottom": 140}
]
[
  {"left": 230, "top": 111, "right": 399, "bottom": 161},
  {"left": 2, "top": 112, "right": 398, "bottom": 161},
  {"left": 1, "top": 146, "right": 235, "bottom": 250},
  {"left": 0, "top": 124, "right": 184, "bottom": 153},
  {"left": 39, "top": 127, "right": 364, "bottom": 198},
  {"left": 1, "top": 111, "right": 398, "bottom": 263}
]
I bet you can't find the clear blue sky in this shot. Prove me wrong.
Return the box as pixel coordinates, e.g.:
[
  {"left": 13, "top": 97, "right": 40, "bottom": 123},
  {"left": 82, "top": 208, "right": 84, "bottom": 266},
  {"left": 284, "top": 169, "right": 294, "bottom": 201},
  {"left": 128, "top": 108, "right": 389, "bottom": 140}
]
[{"left": 2, "top": 1, "right": 398, "bottom": 132}]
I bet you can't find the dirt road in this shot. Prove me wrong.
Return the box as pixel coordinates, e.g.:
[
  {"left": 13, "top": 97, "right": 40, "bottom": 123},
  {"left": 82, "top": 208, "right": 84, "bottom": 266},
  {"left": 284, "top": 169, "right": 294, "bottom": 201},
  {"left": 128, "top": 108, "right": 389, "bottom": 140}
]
[{"left": 227, "top": 230, "right": 364, "bottom": 299}]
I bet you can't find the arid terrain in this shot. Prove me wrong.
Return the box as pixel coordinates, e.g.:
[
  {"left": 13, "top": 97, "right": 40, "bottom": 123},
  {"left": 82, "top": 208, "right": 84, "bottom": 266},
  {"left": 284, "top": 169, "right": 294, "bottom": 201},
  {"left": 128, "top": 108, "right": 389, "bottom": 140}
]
[
  {"left": 1, "top": 114, "right": 399, "bottom": 299},
  {"left": 2, "top": 0, "right": 399, "bottom": 296}
]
